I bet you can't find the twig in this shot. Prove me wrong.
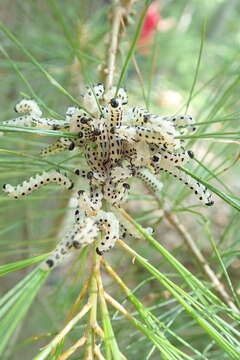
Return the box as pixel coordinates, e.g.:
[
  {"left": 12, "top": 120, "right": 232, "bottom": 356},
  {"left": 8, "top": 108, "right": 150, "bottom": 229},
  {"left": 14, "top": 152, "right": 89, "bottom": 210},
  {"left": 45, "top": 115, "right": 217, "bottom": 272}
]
[
  {"left": 66, "top": 279, "right": 90, "bottom": 322},
  {"left": 104, "top": 291, "right": 132, "bottom": 321},
  {"left": 96, "top": 261, "right": 127, "bottom": 360},
  {"left": 59, "top": 337, "right": 87, "bottom": 360},
  {"left": 94, "top": 345, "right": 107, "bottom": 360},
  {"left": 103, "top": 0, "right": 137, "bottom": 90},
  {"left": 84, "top": 249, "right": 100, "bottom": 359},
  {"left": 163, "top": 209, "right": 239, "bottom": 313},
  {"left": 42, "top": 302, "right": 92, "bottom": 354},
  {"left": 105, "top": 1, "right": 123, "bottom": 91}
]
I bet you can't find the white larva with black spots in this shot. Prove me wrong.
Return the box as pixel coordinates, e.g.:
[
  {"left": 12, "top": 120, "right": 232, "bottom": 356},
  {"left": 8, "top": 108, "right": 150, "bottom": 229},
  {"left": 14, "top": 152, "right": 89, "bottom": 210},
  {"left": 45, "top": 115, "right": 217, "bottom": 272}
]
[
  {"left": 161, "top": 114, "right": 196, "bottom": 134},
  {"left": 40, "top": 139, "right": 68, "bottom": 157},
  {"left": 3, "top": 171, "right": 73, "bottom": 199},
  {"left": 3, "top": 116, "right": 33, "bottom": 127},
  {"left": 42, "top": 218, "right": 99, "bottom": 271},
  {"left": 14, "top": 99, "right": 42, "bottom": 117},
  {"left": 95, "top": 211, "right": 119, "bottom": 255},
  {"left": 152, "top": 159, "right": 214, "bottom": 206},
  {"left": 31, "top": 117, "right": 69, "bottom": 130}
]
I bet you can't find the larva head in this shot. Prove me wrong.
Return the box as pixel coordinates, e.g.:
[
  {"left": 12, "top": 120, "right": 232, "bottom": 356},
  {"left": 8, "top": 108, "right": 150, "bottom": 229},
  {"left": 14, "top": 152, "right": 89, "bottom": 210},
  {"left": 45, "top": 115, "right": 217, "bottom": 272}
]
[
  {"left": 14, "top": 99, "right": 42, "bottom": 117},
  {"left": 110, "top": 98, "right": 120, "bottom": 108},
  {"left": 103, "top": 87, "right": 128, "bottom": 105},
  {"left": 65, "top": 106, "right": 79, "bottom": 122}
]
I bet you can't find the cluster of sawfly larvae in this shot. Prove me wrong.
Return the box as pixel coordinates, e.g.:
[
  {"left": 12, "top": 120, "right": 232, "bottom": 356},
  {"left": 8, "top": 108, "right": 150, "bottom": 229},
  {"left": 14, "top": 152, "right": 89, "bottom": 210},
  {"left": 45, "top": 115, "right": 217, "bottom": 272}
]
[{"left": 2, "top": 83, "right": 214, "bottom": 271}]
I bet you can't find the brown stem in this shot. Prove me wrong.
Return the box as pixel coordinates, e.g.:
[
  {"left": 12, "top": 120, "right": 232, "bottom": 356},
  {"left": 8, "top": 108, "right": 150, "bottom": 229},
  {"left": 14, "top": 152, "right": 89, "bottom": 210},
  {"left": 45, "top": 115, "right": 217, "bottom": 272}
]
[
  {"left": 105, "top": 1, "right": 123, "bottom": 91},
  {"left": 59, "top": 337, "right": 87, "bottom": 360}
]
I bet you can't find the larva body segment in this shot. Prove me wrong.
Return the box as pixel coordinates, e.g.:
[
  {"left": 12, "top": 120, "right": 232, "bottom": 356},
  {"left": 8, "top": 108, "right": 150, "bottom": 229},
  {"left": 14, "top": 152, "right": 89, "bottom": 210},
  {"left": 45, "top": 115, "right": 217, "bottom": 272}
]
[
  {"left": 40, "top": 140, "right": 67, "bottom": 157},
  {"left": 69, "top": 108, "right": 93, "bottom": 134},
  {"left": 90, "top": 185, "right": 103, "bottom": 212},
  {"left": 153, "top": 148, "right": 193, "bottom": 166},
  {"left": 107, "top": 98, "right": 123, "bottom": 128},
  {"left": 109, "top": 164, "right": 133, "bottom": 183},
  {"left": 162, "top": 114, "right": 196, "bottom": 134},
  {"left": 95, "top": 211, "right": 119, "bottom": 255},
  {"left": 40, "top": 137, "right": 81, "bottom": 157},
  {"left": 125, "top": 106, "right": 150, "bottom": 125},
  {"left": 135, "top": 168, "right": 163, "bottom": 194},
  {"left": 3, "top": 116, "right": 33, "bottom": 127},
  {"left": 77, "top": 190, "right": 98, "bottom": 216},
  {"left": 31, "top": 117, "right": 69, "bottom": 130},
  {"left": 82, "top": 84, "right": 105, "bottom": 117}
]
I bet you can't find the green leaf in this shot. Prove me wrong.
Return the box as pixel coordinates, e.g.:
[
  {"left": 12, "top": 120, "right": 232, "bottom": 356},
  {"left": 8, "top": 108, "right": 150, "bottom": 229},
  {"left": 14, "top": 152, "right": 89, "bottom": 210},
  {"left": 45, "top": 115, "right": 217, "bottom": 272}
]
[
  {"left": 0, "top": 254, "right": 48, "bottom": 276},
  {"left": 0, "top": 268, "right": 49, "bottom": 355}
]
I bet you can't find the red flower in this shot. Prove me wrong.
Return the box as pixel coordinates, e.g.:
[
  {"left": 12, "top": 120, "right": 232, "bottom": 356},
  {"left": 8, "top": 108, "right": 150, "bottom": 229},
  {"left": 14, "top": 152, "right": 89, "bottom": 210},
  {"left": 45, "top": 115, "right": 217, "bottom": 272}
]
[{"left": 139, "top": 1, "right": 160, "bottom": 46}]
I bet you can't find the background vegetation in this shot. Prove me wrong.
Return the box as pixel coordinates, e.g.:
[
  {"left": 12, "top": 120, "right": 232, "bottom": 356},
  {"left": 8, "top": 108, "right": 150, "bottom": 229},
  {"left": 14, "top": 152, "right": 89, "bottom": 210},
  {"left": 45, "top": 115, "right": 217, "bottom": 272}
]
[{"left": 0, "top": 0, "right": 239, "bottom": 359}]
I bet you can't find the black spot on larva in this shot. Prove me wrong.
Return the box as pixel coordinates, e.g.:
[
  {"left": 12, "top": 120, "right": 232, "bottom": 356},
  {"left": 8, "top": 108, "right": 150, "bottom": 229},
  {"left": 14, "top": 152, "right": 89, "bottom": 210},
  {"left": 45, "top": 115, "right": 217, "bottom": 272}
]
[
  {"left": 46, "top": 259, "right": 54, "bottom": 268},
  {"left": 78, "top": 190, "right": 85, "bottom": 196},
  {"left": 96, "top": 247, "right": 103, "bottom": 255},
  {"left": 87, "top": 171, "right": 94, "bottom": 179},
  {"left": 92, "top": 128, "right": 101, "bottom": 136},
  {"left": 80, "top": 117, "right": 89, "bottom": 124},
  {"left": 152, "top": 155, "right": 159, "bottom": 162},
  {"left": 78, "top": 131, "right": 84, "bottom": 138},
  {"left": 2, "top": 184, "right": 6, "bottom": 189},
  {"left": 68, "top": 182, "right": 74, "bottom": 190},
  {"left": 69, "top": 142, "right": 75, "bottom": 151},
  {"left": 187, "top": 150, "right": 194, "bottom": 158},
  {"left": 73, "top": 241, "right": 81, "bottom": 249},
  {"left": 123, "top": 183, "right": 130, "bottom": 189},
  {"left": 143, "top": 114, "right": 150, "bottom": 123},
  {"left": 206, "top": 200, "right": 214, "bottom": 206},
  {"left": 75, "top": 169, "right": 80, "bottom": 175},
  {"left": 110, "top": 98, "right": 119, "bottom": 108}
]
